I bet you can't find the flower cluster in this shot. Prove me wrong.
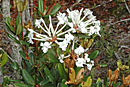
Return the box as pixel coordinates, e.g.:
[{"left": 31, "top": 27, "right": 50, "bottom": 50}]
[
  {"left": 28, "top": 16, "right": 74, "bottom": 53},
  {"left": 57, "top": 8, "right": 101, "bottom": 36},
  {"left": 27, "top": 8, "right": 100, "bottom": 70}
]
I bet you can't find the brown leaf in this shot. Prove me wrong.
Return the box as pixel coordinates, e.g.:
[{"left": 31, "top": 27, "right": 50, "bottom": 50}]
[
  {"left": 122, "top": 74, "right": 130, "bottom": 86},
  {"left": 76, "top": 68, "right": 84, "bottom": 81},
  {"left": 108, "top": 69, "right": 112, "bottom": 82},
  {"left": 24, "top": 20, "right": 33, "bottom": 29}
]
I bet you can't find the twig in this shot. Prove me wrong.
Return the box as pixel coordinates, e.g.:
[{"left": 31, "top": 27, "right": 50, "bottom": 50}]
[
  {"left": 70, "top": 0, "right": 82, "bottom": 10},
  {"left": 124, "top": 0, "right": 130, "bottom": 14},
  {"left": 0, "top": 48, "right": 14, "bottom": 62},
  {"left": 109, "top": 18, "right": 130, "bottom": 25},
  {"left": 90, "top": 0, "right": 112, "bottom": 10}
]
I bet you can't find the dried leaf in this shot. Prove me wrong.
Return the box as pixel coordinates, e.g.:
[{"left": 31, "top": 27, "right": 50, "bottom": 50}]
[
  {"left": 122, "top": 74, "right": 130, "bottom": 86},
  {"left": 108, "top": 69, "right": 112, "bottom": 82},
  {"left": 76, "top": 68, "right": 84, "bottom": 80},
  {"left": 69, "top": 68, "right": 75, "bottom": 82},
  {"left": 24, "top": 20, "right": 33, "bottom": 29}
]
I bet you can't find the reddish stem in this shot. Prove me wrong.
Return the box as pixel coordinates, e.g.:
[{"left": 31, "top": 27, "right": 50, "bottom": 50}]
[
  {"left": 43, "top": 0, "right": 46, "bottom": 11},
  {"left": 20, "top": 12, "right": 24, "bottom": 40},
  {"left": 46, "top": 0, "right": 57, "bottom": 15},
  {"left": 33, "top": 0, "right": 38, "bottom": 7}
]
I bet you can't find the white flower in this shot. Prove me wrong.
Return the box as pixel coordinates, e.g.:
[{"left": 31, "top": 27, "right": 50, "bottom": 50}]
[
  {"left": 58, "top": 40, "right": 68, "bottom": 51},
  {"left": 40, "top": 42, "right": 51, "bottom": 53},
  {"left": 35, "top": 19, "right": 42, "bottom": 28},
  {"left": 65, "top": 8, "right": 100, "bottom": 36},
  {"left": 64, "top": 33, "right": 74, "bottom": 43},
  {"left": 57, "top": 32, "right": 74, "bottom": 51},
  {"left": 28, "top": 16, "right": 74, "bottom": 53},
  {"left": 74, "top": 45, "right": 85, "bottom": 55},
  {"left": 87, "top": 64, "right": 93, "bottom": 70},
  {"left": 85, "top": 53, "right": 90, "bottom": 62},
  {"left": 58, "top": 54, "right": 70, "bottom": 63},
  {"left": 58, "top": 54, "right": 64, "bottom": 63},
  {"left": 76, "top": 58, "right": 86, "bottom": 67},
  {"left": 28, "top": 29, "right": 34, "bottom": 44},
  {"left": 57, "top": 12, "right": 68, "bottom": 25},
  {"left": 91, "top": 60, "right": 94, "bottom": 66}
]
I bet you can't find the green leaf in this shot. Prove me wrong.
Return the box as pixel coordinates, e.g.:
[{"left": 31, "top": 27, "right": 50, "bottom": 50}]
[
  {"left": 0, "top": 53, "right": 8, "bottom": 67},
  {"left": 20, "top": 40, "right": 29, "bottom": 47},
  {"left": 22, "top": 69, "right": 35, "bottom": 85},
  {"left": 16, "top": 23, "right": 23, "bottom": 35},
  {"left": 89, "top": 50, "right": 99, "bottom": 59},
  {"left": 40, "top": 80, "right": 49, "bottom": 86},
  {"left": 15, "top": 14, "right": 21, "bottom": 28},
  {"left": 14, "top": 83, "right": 30, "bottom": 87},
  {"left": 49, "top": 3, "right": 61, "bottom": 15},
  {"left": 47, "top": 49, "right": 58, "bottom": 63},
  {"left": 44, "top": 67, "right": 54, "bottom": 83},
  {"left": 38, "top": 0, "right": 44, "bottom": 14},
  {"left": 11, "top": 61, "right": 19, "bottom": 70},
  {"left": 113, "top": 82, "right": 121, "bottom": 87},
  {"left": 62, "top": 79, "right": 68, "bottom": 87},
  {"left": 100, "top": 64, "right": 107, "bottom": 68},
  {"left": 7, "top": 33, "right": 20, "bottom": 44},
  {"left": 96, "top": 81, "right": 102, "bottom": 87},
  {"left": 19, "top": 50, "right": 26, "bottom": 60},
  {"left": 6, "top": 17, "right": 15, "bottom": 33},
  {"left": 57, "top": 63, "right": 67, "bottom": 80},
  {"left": 28, "top": 53, "right": 34, "bottom": 66}
]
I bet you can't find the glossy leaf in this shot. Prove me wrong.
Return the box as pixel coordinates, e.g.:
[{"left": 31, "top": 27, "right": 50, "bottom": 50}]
[
  {"left": 7, "top": 33, "right": 20, "bottom": 44},
  {"left": 89, "top": 50, "right": 99, "bottom": 59},
  {"left": 57, "top": 63, "right": 67, "bottom": 80},
  {"left": 6, "top": 17, "right": 15, "bottom": 33},
  {"left": 14, "top": 83, "right": 29, "bottom": 87},
  {"left": 44, "top": 67, "right": 54, "bottom": 83},
  {"left": 22, "top": 69, "right": 35, "bottom": 85},
  {"left": 0, "top": 53, "right": 8, "bottom": 67},
  {"left": 49, "top": 3, "right": 61, "bottom": 15},
  {"left": 16, "top": 23, "right": 23, "bottom": 35}
]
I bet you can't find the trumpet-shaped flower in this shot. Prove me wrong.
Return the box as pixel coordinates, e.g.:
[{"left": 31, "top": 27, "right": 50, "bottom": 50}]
[
  {"left": 57, "top": 12, "right": 68, "bottom": 25},
  {"left": 87, "top": 64, "right": 93, "bottom": 70},
  {"left": 85, "top": 53, "right": 90, "bottom": 62},
  {"left": 76, "top": 58, "right": 86, "bottom": 67},
  {"left": 28, "top": 16, "right": 74, "bottom": 53},
  {"left": 58, "top": 54, "right": 70, "bottom": 63},
  {"left": 74, "top": 45, "right": 85, "bottom": 55},
  {"left": 40, "top": 42, "right": 51, "bottom": 53},
  {"left": 27, "top": 29, "right": 34, "bottom": 44}
]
